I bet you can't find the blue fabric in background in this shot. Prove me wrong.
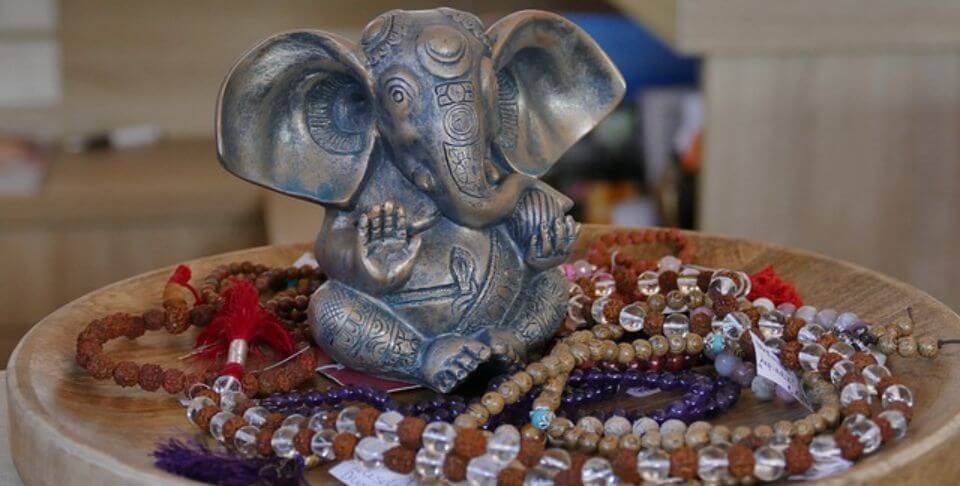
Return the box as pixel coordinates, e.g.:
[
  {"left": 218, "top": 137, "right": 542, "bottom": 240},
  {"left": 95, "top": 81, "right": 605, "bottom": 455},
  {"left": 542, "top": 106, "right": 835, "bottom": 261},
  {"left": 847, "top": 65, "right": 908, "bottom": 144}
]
[{"left": 563, "top": 13, "right": 700, "bottom": 100}]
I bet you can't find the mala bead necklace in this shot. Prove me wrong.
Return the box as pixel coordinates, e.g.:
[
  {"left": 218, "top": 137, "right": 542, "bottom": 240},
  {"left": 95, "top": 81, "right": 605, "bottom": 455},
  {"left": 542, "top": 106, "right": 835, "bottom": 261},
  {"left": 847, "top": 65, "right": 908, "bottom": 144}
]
[{"left": 77, "top": 264, "right": 319, "bottom": 398}]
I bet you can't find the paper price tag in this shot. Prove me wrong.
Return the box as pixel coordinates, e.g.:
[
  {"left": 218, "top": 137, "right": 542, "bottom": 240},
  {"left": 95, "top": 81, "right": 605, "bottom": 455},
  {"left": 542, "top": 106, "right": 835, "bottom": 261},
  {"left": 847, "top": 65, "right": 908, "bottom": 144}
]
[
  {"left": 750, "top": 331, "right": 814, "bottom": 411},
  {"left": 330, "top": 460, "right": 416, "bottom": 486}
]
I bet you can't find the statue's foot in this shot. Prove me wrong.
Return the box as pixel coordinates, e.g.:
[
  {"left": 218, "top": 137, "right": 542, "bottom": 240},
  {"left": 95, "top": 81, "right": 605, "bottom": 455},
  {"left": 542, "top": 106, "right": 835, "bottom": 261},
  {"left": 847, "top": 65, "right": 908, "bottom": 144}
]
[
  {"left": 475, "top": 328, "right": 524, "bottom": 370},
  {"left": 422, "top": 336, "right": 491, "bottom": 393}
]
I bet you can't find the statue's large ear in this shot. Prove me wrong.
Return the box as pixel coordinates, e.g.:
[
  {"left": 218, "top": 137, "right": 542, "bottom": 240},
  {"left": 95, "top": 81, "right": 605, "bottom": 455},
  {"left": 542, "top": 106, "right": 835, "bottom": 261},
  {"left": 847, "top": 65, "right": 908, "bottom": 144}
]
[
  {"left": 487, "top": 11, "right": 625, "bottom": 176},
  {"left": 217, "top": 31, "right": 375, "bottom": 206}
]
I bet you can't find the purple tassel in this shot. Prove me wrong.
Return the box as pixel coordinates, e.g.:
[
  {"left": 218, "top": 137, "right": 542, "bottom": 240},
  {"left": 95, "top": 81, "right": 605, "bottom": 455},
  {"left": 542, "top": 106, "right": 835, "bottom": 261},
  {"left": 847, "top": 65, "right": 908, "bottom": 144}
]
[{"left": 152, "top": 438, "right": 305, "bottom": 485}]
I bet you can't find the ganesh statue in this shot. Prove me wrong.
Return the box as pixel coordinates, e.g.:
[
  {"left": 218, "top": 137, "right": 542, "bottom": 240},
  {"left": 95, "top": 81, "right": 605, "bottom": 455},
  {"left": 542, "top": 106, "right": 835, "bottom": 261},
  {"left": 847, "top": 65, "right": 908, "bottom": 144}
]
[{"left": 216, "top": 8, "right": 625, "bottom": 391}]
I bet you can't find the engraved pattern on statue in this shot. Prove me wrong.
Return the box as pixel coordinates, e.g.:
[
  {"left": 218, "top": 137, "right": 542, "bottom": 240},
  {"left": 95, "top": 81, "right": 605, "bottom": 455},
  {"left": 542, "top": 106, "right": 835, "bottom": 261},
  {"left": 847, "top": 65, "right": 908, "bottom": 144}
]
[
  {"left": 514, "top": 271, "right": 567, "bottom": 346},
  {"left": 361, "top": 13, "right": 406, "bottom": 66},
  {"left": 439, "top": 8, "right": 489, "bottom": 50},
  {"left": 305, "top": 74, "right": 371, "bottom": 154},
  {"left": 314, "top": 284, "right": 420, "bottom": 372},
  {"left": 384, "top": 246, "right": 479, "bottom": 319},
  {"left": 510, "top": 188, "right": 563, "bottom": 246},
  {"left": 496, "top": 70, "right": 519, "bottom": 150},
  {"left": 455, "top": 231, "right": 522, "bottom": 335}
]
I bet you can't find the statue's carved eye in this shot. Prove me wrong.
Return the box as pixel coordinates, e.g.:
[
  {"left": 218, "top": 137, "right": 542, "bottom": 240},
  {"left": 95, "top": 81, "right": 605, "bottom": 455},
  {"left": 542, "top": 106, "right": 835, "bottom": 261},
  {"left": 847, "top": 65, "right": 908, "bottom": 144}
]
[
  {"left": 390, "top": 87, "right": 406, "bottom": 103},
  {"left": 383, "top": 75, "right": 417, "bottom": 115}
]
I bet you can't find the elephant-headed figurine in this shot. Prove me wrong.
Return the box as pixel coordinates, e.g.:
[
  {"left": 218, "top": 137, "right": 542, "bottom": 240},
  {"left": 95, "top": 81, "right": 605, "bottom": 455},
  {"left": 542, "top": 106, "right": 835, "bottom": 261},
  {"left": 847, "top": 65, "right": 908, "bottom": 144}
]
[{"left": 216, "top": 8, "right": 625, "bottom": 392}]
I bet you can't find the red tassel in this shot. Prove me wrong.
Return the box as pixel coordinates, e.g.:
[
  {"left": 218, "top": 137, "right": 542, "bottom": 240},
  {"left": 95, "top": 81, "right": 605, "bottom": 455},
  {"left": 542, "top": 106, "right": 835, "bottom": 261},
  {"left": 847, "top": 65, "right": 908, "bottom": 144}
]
[
  {"left": 748, "top": 265, "right": 803, "bottom": 307},
  {"left": 168, "top": 264, "right": 202, "bottom": 304},
  {"left": 194, "top": 279, "right": 294, "bottom": 373}
]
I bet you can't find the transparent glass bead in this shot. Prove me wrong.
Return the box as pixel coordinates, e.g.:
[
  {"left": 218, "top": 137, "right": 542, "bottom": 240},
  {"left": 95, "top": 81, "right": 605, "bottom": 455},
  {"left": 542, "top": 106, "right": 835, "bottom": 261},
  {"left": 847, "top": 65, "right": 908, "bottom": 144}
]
[
  {"left": 752, "top": 297, "right": 775, "bottom": 312},
  {"left": 798, "top": 342, "right": 826, "bottom": 372},
  {"left": 735, "top": 271, "right": 752, "bottom": 296},
  {"left": 415, "top": 448, "right": 445, "bottom": 479},
  {"left": 572, "top": 260, "right": 595, "bottom": 278},
  {"left": 209, "top": 411, "right": 234, "bottom": 443},
  {"left": 717, "top": 312, "right": 749, "bottom": 341},
  {"left": 829, "top": 359, "right": 856, "bottom": 386},
  {"left": 581, "top": 457, "right": 615, "bottom": 486},
  {"left": 708, "top": 274, "right": 737, "bottom": 298},
  {"left": 797, "top": 324, "right": 826, "bottom": 343},
  {"left": 637, "top": 271, "right": 660, "bottom": 297},
  {"left": 355, "top": 437, "right": 391, "bottom": 468},
  {"left": 863, "top": 364, "right": 892, "bottom": 393},
  {"left": 810, "top": 434, "right": 842, "bottom": 462},
  {"left": 881, "top": 384, "right": 914, "bottom": 409},
  {"left": 663, "top": 313, "right": 690, "bottom": 338},
  {"left": 590, "top": 298, "right": 610, "bottom": 325},
  {"left": 568, "top": 294, "right": 587, "bottom": 325},
  {"left": 795, "top": 305, "right": 818, "bottom": 322},
  {"left": 678, "top": 268, "right": 700, "bottom": 295},
  {"left": 219, "top": 390, "right": 245, "bottom": 413},
  {"left": 603, "top": 416, "right": 632, "bottom": 437},
  {"left": 234, "top": 425, "right": 260, "bottom": 457},
  {"left": 697, "top": 445, "right": 729, "bottom": 482},
  {"left": 842, "top": 414, "right": 882, "bottom": 454},
  {"left": 212, "top": 374, "right": 242, "bottom": 394},
  {"left": 373, "top": 410, "right": 403, "bottom": 444},
  {"left": 308, "top": 410, "right": 334, "bottom": 431},
  {"left": 658, "top": 255, "right": 682, "bottom": 272},
  {"left": 310, "top": 429, "right": 337, "bottom": 460},
  {"left": 535, "top": 448, "right": 572, "bottom": 477},
  {"left": 593, "top": 273, "right": 616, "bottom": 299},
  {"left": 764, "top": 337, "right": 785, "bottom": 353},
  {"left": 243, "top": 406, "right": 270, "bottom": 428},
  {"left": 767, "top": 433, "right": 791, "bottom": 453},
  {"left": 523, "top": 470, "right": 554, "bottom": 486},
  {"left": 877, "top": 410, "right": 908, "bottom": 441},
  {"left": 282, "top": 414, "right": 306, "bottom": 429},
  {"left": 619, "top": 303, "right": 647, "bottom": 332},
  {"left": 637, "top": 447, "right": 671, "bottom": 481},
  {"left": 186, "top": 396, "right": 215, "bottom": 426},
  {"left": 467, "top": 454, "right": 502, "bottom": 486},
  {"left": 829, "top": 342, "right": 856, "bottom": 359},
  {"left": 422, "top": 421, "right": 457, "bottom": 454},
  {"left": 271, "top": 425, "right": 299, "bottom": 458},
  {"left": 753, "top": 446, "right": 786, "bottom": 482},
  {"left": 336, "top": 405, "right": 361, "bottom": 435},
  {"left": 758, "top": 310, "right": 786, "bottom": 340},
  {"left": 488, "top": 425, "right": 521, "bottom": 464},
  {"left": 840, "top": 382, "right": 873, "bottom": 407}
]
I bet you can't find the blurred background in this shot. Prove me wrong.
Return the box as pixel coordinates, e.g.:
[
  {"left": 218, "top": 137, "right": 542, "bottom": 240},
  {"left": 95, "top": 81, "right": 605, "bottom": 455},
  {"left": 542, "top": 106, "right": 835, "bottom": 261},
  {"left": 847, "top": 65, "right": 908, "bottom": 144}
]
[{"left": 1, "top": 0, "right": 958, "bottom": 366}]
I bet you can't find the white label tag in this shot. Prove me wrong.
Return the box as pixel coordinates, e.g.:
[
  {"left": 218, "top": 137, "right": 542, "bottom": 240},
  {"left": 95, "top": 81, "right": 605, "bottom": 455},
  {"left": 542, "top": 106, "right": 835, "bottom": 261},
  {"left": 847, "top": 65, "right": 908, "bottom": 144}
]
[
  {"left": 329, "top": 461, "right": 416, "bottom": 486},
  {"left": 750, "top": 331, "right": 814, "bottom": 411},
  {"left": 293, "top": 252, "right": 318, "bottom": 268},
  {"left": 626, "top": 387, "right": 661, "bottom": 398}
]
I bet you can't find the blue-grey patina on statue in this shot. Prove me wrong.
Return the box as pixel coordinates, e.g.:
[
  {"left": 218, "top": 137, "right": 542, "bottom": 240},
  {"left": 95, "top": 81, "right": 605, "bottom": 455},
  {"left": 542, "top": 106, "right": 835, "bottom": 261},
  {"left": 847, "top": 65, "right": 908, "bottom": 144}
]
[{"left": 216, "top": 8, "right": 625, "bottom": 391}]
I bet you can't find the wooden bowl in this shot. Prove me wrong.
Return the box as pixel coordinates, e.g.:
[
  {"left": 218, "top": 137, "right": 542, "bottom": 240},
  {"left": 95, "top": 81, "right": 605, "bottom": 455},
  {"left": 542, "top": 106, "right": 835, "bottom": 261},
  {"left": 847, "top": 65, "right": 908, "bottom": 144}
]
[{"left": 7, "top": 227, "right": 960, "bottom": 485}]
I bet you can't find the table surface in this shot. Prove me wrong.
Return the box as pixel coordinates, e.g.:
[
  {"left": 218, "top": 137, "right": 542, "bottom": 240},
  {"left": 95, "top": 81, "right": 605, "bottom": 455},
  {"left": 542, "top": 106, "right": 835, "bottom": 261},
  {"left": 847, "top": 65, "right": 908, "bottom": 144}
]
[{"left": 7, "top": 230, "right": 960, "bottom": 485}]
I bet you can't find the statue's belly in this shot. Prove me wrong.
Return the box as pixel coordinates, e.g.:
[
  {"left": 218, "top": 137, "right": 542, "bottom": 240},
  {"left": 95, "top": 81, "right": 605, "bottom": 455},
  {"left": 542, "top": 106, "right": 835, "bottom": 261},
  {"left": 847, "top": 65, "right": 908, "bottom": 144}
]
[{"left": 384, "top": 220, "right": 522, "bottom": 336}]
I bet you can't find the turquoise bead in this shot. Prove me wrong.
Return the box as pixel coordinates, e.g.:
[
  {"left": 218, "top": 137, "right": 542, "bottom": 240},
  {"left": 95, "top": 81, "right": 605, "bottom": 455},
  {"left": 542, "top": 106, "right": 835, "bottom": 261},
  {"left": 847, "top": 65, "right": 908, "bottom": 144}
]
[{"left": 529, "top": 407, "right": 555, "bottom": 430}]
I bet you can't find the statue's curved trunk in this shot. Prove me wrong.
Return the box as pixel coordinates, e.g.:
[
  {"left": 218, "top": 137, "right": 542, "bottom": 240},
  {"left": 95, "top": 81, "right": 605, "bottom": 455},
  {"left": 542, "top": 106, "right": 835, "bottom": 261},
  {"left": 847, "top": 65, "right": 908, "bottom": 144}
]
[{"left": 441, "top": 171, "right": 535, "bottom": 228}]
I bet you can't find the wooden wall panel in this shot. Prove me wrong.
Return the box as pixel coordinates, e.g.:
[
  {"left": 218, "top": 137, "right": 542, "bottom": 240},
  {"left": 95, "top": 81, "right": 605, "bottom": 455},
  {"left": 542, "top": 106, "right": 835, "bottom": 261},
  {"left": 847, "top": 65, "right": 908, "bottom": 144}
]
[{"left": 700, "top": 53, "right": 960, "bottom": 310}]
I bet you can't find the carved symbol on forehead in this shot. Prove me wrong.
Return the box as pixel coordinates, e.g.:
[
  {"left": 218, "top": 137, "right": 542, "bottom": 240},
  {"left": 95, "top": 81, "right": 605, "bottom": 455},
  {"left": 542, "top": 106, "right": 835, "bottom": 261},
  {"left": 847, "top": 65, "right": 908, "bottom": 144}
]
[
  {"left": 443, "top": 105, "right": 479, "bottom": 142},
  {"left": 439, "top": 8, "right": 489, "bottom": 50},
  {"left": 417, "top": 25, "right": 470, "bottom": 79},
  {"left": 361, "top": 12, "right": 406, "bottom": 66},
  {"left": 435, "top": 81, "right": 474, "bottom": 107}
]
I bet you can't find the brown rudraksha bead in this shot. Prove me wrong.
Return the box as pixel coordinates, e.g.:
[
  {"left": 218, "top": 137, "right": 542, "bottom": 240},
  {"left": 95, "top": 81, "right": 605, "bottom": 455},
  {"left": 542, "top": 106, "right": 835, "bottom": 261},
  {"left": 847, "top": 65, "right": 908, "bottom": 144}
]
[
  {"left": 138, "top": 363, "right": 164, "bottom": 391},
  {"left": 780, "top": 341, "right": 803, "bottom": 370},
  {"left": 842, "top": 400, "right": 872, "bottom": 418},
  {"left": 691, "top": 312, "right": 712, "bottom": 336},
  {"left": 712, "top": 295, "right": 738, "bottom": 318},
  {"left": 87, "top": 353, "right": 116, "bottom": 380},
  {"left": 518, "top": 437, "right": 545, "bottom": 467},
  {"left": 727, "top": 444, "right": 755, "bottom": 478},
  {"left": 497, "top": 467, "right": 525, "bottom": 486},
  {"left": 333, "top": 433, "right": 359, "bottom": 461},
  {"left": 355, "top": 406, "right": 380, "bottom": 437},
  {"left": 294, "top": 428, "right": 313, "bottom": 456},
  {"left": 161, "top": 368, "right": 185, "bottom": 394},
  {"left": 453, "top": 428, "right": 487, "bottom": 458},
  {"left": 784, "top": 316, "right": 805, "bottom": 341},
  {"left": 785, "top": 439, "right": 814, "bottom": 475},
  {"left": 835, "top": 427, "right": 864, "bottom": 460},
  {"left": 256, "top": 428, "right": 275, "bottom": 456},
  {"left": 658, "top": 271, "right": 679, "bottom": 293},
  {"left": 143, "top": 308, "right": 167, "bottom": 330},
  {"left": 223, "top": 415, "right": 246, "bottom": 443},
  {"left": 398, "top": 416, "right": 427, "bottom": 449},
  {"left": 669, "top": 446, "right": 698, "bottom": 479},
  {"left": 851, "top": 351, "right": 877, "bottom": 370},
  {"left": 697, "top": 270, "right": 713, "bottom": 293},
  {"left": 644, "top": 313, "right": 664, "bottom": 336},
  {"left": 611, "top": 448, "right": 640, "bottom": 483},
  {"left": 113, "top": 361, "right": 140, "bottom": 387},
  {"left": 195, "top": 406, "right": 218, "bottom": 430},
  {"left": 818, "top": 352, "right": 845, "bottom": 379},
  {"left": 442, "top": 454, "right": 468, "bottom": 482},
  {"left": 384, "top": 446, "right": 416, "bottom": 475}
]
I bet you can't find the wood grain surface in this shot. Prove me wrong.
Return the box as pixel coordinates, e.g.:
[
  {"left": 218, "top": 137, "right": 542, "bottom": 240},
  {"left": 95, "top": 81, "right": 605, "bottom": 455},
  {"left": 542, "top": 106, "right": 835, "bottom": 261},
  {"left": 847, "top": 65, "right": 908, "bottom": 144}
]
[{"left": 7, "top": 226, "right": 960, "bottom": 485}]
